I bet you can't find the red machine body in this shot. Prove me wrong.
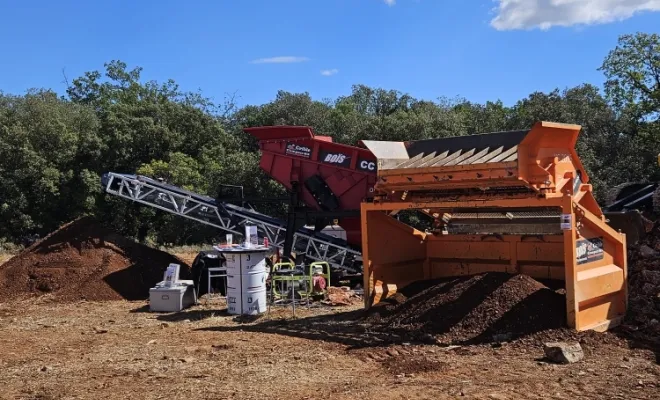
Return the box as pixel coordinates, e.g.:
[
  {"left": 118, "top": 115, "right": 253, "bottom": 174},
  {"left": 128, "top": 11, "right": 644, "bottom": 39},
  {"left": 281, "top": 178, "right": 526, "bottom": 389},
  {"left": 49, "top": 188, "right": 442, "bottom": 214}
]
[{"left": 244, "top": 126, "right": 377, "bottom": 247}]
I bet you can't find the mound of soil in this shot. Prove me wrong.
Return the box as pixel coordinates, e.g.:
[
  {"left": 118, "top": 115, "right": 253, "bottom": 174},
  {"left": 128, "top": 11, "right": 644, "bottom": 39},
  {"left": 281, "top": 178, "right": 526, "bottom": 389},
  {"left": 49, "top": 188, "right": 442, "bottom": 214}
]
[
  {"left": 367, "top": 272, "right": 567, "bottom": 345},
  {"left": 0, "top": 216, "right": 190, "bottom": 302},
  {"left": 619, "top": 221, "right": 660, "bottom": 351}
]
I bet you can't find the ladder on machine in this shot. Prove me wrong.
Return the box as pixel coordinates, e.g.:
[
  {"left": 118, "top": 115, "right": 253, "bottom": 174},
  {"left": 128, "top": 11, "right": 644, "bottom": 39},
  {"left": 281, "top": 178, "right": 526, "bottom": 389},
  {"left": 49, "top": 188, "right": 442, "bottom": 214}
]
[{"left": 101, "top": 172, "right": 362, "bottom": 275}]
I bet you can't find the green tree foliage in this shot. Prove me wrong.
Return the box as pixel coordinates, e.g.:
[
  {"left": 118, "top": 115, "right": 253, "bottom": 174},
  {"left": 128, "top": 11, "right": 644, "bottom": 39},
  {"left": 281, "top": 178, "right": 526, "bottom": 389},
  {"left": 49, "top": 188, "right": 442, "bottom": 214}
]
[
  {"left": 0, "top": 34, "right": 658, "bottom": 246},
  {"left": 601, "top": 33, "right": 660, "bottom": 117},
  {"left": 601, "top": 32, "right": 660, "bottom": 182},
  {"left": 137, "top": 153, "right": 205, "bottom": 192},
  {"left": 0, "top": 90, "right": 99, "bottom": 240}
]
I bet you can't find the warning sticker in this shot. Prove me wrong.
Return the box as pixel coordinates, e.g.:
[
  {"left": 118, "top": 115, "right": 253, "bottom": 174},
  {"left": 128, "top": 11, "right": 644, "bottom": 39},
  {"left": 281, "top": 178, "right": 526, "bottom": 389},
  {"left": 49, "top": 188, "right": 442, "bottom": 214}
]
[
  {"left": 560, "top": 214, "right": 572, "bottom": 230},
  {"left": 576, "top": 237, "right": 604, "bottom": 265}
]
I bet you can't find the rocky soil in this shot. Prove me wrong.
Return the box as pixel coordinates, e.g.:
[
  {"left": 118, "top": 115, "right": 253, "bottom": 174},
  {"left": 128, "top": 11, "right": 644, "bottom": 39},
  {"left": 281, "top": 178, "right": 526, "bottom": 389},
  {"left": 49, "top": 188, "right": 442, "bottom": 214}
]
[{"left": 0, "top": 217, "right": 190, "bottom": 302}]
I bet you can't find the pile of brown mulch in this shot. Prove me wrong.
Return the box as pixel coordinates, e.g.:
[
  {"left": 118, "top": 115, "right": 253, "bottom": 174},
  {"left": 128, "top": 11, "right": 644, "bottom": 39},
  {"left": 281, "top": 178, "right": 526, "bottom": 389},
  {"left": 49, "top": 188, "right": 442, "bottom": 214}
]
[
  {"left": 0, "top": 216, "right": 190, "bottom": 302},
  {"left": 367, "top": 272, "right": 568, "bottom": 345},
  {"left": 364, "top": 221, "right": 660, "bottom": 350}
]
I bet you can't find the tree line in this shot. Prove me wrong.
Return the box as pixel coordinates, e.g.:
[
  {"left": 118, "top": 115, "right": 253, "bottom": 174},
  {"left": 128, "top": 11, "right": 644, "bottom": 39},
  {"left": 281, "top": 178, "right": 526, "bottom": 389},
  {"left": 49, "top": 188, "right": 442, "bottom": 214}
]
[{"left": 1, "top": 32, "right": 659, "bottom": 247}]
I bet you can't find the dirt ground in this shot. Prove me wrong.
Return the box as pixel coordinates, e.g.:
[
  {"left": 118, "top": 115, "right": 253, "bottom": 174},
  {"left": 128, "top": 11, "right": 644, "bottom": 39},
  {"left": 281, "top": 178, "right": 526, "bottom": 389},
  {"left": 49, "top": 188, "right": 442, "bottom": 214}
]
[
  {"left": 1, "top": 251, "right": 659, "bottom": 400},
  {"left": 0, "top": 295, "right": 658, "bottom": 400}
]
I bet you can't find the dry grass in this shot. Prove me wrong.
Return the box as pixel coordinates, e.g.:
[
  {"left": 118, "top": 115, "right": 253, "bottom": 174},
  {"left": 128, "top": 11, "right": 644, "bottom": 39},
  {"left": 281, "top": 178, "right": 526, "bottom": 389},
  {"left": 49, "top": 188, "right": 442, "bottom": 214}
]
[
  {"left": 173, "top": 251, "right": 200, "bottom": 266},
  {"left": 161, "top": 245, "right": 206, "bottom": 257},
  {"left": 0, "top": 253, "right": 14, "bottom": 266},
  {"left": 0, "top": 296, "right": 658, "bottom": 400},
  {"left": 158, "top": 245, "right": 205, "bottom": 266}
]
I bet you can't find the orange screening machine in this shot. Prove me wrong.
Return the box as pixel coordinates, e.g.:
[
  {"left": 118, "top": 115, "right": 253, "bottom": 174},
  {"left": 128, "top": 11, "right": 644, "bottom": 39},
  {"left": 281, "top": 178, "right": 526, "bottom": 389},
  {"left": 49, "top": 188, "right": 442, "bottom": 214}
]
[{"left": 360, "top": 121, "right": 627, "bottom": 332}]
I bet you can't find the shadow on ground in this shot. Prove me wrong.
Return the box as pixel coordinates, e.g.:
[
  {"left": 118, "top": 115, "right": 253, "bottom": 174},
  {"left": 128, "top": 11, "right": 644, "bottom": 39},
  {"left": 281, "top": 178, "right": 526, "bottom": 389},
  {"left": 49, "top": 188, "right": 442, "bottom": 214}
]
[
  {"left": 129, "top": 305, "right": 151, "bottom": 313},
  {"left": 157, "top": 309, "right": 229, "bottom": 322},
  {"left": 129, "top": 304, "right": 229, "bottom": 322},
  {"left": 194, "top": 274, "right": 568, "bottom": 350},
  {"left": 614, "top": 327, "right": 660, "bottom": 364},
  {"left": 195, "top": 309, "right": 397, "bottom": 349},
  {"left": 190, "top": 272, "right": 659, "bottom": 363}
]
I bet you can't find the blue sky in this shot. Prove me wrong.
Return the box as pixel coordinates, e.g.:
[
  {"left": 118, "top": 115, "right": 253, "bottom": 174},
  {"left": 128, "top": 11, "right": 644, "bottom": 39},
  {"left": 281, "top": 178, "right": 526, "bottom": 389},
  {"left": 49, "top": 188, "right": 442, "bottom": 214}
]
[{"left": 1, "top": 0, "right": 659, "bottom": 107}]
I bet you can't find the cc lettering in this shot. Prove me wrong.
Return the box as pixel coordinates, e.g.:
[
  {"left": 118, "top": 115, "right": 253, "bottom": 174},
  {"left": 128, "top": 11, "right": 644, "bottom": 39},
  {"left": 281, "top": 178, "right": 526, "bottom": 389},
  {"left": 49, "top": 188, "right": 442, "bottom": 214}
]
[{"left": 360, "top": 160, "right": 375, "bottom": 171}]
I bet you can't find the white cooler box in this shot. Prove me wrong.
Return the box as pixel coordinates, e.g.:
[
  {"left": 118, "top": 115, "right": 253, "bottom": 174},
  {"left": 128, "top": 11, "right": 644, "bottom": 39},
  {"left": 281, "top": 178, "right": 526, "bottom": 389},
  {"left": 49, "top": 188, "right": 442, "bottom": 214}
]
[{"left": 149, "top": 280, "right": 197, "bottom": 312}]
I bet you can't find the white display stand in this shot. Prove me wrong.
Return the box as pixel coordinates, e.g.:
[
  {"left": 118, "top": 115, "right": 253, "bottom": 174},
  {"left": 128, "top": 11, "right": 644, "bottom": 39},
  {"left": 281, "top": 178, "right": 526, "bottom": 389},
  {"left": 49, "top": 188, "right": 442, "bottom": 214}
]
[
  {"left": 163, "top": 263, "right": 181, "bottom": 287},
  {"left": 218, "top": 245, "right": 270, "bottom": 315}
]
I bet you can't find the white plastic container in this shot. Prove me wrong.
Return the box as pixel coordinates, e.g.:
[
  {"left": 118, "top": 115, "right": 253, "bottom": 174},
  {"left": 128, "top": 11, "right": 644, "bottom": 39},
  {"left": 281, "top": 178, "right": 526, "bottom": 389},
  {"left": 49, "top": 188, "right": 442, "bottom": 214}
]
[
  {"left": 226, "top": 294, "right": 240, "bottom": 314},
  {"left": 243, "top": 287, "right": 267, "bottom": 315},
  {"left": 241, "top": 270, "right": 267, "bottom": 290},
  {"left": 245, "top": 259, "right": 267, "bottom": 273},
  {"left": 225, "top": 254, "right": 240, "bottom": 273},
  {"left": 149, "top": 280, "right": 196, "bottom": 312},
  {"left": 226, "top": 273, "right": 240, "bottom": 291},
  {"left": 219, "top": 245, "right": 270, "bottom": 315},
  {"left": 224, "top": 254, "right": 267, "bottom": 273}
]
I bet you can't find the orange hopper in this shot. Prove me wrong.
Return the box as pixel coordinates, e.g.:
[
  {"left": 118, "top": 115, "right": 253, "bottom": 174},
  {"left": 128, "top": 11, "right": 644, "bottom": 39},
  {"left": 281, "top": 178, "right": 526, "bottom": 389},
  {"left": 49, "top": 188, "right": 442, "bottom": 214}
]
[{"left": 360, "top": 121, "right": 627, "bottom": 332}]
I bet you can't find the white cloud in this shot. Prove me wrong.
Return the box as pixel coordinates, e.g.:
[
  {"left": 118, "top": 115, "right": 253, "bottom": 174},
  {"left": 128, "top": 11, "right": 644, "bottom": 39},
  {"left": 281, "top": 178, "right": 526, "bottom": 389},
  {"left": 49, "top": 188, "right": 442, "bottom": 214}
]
[
  {"left": 320, "top": 69, "right": 339, "bottom": 76},
  {"left": 249, "top": 56, "right": 310, "bottom": 64},
  {"left": 384, "top": 0, "right": 396, "bottom": 6},
  {"left": 491, "top": 0, "right": 660, "bottom": 30}
]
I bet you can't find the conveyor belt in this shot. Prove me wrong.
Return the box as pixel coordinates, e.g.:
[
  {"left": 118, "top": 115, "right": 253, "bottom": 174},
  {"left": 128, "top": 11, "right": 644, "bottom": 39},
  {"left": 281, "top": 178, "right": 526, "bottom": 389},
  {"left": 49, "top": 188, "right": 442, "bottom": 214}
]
[{"left": 101, "top": 172, "right": 362, "bottom": 274}]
